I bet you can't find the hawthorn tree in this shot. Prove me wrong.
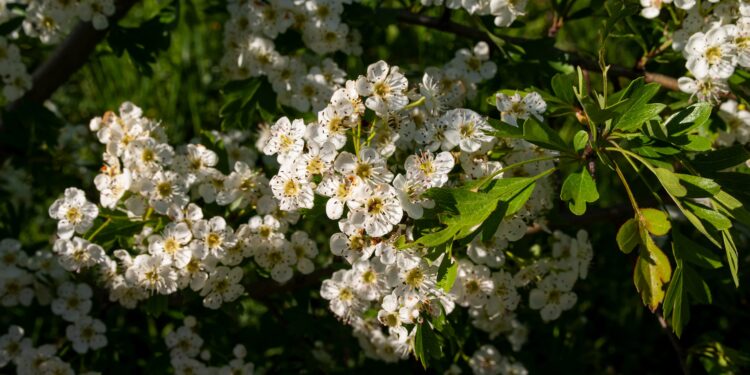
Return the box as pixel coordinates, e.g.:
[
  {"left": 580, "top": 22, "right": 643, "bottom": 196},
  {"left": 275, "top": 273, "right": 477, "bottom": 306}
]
[{"left": 0, "top": 0, "right": 749, "bottom": 374}]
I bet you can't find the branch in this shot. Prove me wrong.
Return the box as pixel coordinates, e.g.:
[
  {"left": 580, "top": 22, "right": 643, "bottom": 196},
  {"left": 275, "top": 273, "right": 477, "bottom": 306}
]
[
  {"left": 395, "top": 10, "right": 680, "bottom": 91},
  {"left": 6, "top": 0, "right": 139, "bottom": 112}
]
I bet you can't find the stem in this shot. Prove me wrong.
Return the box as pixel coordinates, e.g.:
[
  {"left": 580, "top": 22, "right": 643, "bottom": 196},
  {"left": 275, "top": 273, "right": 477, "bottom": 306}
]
[
  {"left": 86, "top": 217, "right": 112, "bottom": 242},
  {"left": 613, "top": 161, "right": 640, "bottom": 214},
  {"left": 656, "top": 312, "right": 690, "bottom": 375}
]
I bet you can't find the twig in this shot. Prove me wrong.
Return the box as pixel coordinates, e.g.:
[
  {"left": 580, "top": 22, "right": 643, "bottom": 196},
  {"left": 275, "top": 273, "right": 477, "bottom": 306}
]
[{"left": 656, "top": 311, "right": 690, "bottom": 375}]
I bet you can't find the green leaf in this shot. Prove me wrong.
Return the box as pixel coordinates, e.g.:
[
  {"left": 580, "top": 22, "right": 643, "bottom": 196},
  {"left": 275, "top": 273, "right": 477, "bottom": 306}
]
[
  {"left": 712, "top": 190, "right": 750, "bottom": 229},
  {"left": 616, "top": 218, "right": 639, "bottom": 254},
  {"left": 633, "top": 236, "right": 672, "bottom": 311},
  {"left": 436, "top": 255, "right": 459, "bottom": 292},
  {"left": 573, "top": 130, "right": 589, "bottom": 153},
  {"left": 664, "top": 103, "right": 712, "bottom": 136},
  {"left": 721, "top": 230, "right": 740, "bottom": 287},
  {"left": 523, "top": 117, "right": 570, "bottom": 152},
  {"left": 684, "top": 201, "right": 732, "bottom": 231},
  {"left": 413, "top": 226, "right": 460, "bottom": 248},
  {"left": 692, "top": 145, "right": 750, "bottom": 172},
  {"left": 613, "top": 82, "right": 663, "bottom": 131},
  {"left": 505, "top": 182, "right": 536, "bottom": 216},
  {"left": 677, "top": 174, "right": 721, "bottom": 198},
  {"left": 663, "top": 261, "right": 687, "bottom": 337},
  {"left": 414, "top": 322, "right": 442, "bottom": 369},
  {"left": 615, "top": 103, "right": 666, "bottom": 131},
  {"left": 560, "top": 166, "right": 599, "bottom": 215},
  {"left": 672, "top": 230, "right": 723, "bottom": 269},
  {"left": 488, "top": 118, "right": 524, "bottom": 138},
  {"left": 640, "top": 208, "right": 671, "bottom": 236},
  {"left": 654, "top": 168, "right": 687, "bottom": 197},
  {"left": 551, "top": 73, "right": 576, "bottom": 104}
]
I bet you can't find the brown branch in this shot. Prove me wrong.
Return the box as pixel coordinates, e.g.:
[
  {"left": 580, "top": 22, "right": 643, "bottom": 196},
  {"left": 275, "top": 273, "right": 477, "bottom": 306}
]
[
  {"left": 6, "top": 0, "right": 139, "bottom": 112},
  {"left": 395, "top": 10, "right": 679, "bottom": 91}
]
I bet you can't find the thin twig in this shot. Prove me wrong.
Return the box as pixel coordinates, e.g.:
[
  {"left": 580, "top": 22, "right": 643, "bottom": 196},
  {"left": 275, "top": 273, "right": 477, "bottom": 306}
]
[
  {"left": 656, "top": 311, "right": 690, "bottom": 375},
  {"left": 394, "top": 10, "right": 679, "bottom": 91}
]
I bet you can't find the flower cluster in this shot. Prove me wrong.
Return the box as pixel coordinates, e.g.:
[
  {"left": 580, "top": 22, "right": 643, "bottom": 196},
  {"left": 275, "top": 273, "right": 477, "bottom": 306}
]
[
  {"left": 638, "top": 0, "right": 750, "bottom": 146},
  {"left": 258, "top": 55, "right": 591, "bottom": 367},
  {"left": 42, "top": 102, "right": 327, "bottom": 311},
  {"left": 165, "top": 316, "right": 256, "bottom": 374},
  {"left": 221, "top": 0, "right": 361, "bottom": 112},
  {"left": 19, "top": 0, "right": 116, "bottom": 43},
  {"left": 0, "top": 238, "right": 109, "bottom": 373}
]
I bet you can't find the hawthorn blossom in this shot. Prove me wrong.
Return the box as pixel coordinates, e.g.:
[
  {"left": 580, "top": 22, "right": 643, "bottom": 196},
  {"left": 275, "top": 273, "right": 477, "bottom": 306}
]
[{"left": 48, "top": 187, "right": 99, "bottom": 239}]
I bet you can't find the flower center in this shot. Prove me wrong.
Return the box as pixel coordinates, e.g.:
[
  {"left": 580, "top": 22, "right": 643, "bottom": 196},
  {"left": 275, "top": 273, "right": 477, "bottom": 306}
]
[
  {"left": 206, "top": 233, "right": 222, "bottom": 249},
  {"left": 66, "top": 207, "right": 82, "bottom": 223},
  {"left": 283, "top": 179, "right": 299, "bottom": 196},
  {"left": 366, "top": 197, "right": 384, "bottom": 214},
  {"left": 157, "top": 182, "right": 173, "bottom": 197},
  {"left": 405, "top": 267, "right": 424, "bottom": 288}
]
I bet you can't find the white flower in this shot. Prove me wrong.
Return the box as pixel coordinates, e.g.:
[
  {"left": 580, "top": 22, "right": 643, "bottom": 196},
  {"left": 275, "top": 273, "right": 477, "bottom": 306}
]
[
  {"left": 192, "top": 216, "right": 236, "bottom": 259},
  {"left": 467, "top": 235, "right": 507, "bottom": 268},
  {"left": 48, "top": 187, "right": 99, "bottom": 239},
  {"left": 143, "top": 171, "right": 189, "bottom": 214},
  {"left": 469, "top": 344, "right": 506, "bottom": 375},
  {"left": 254, "top": 238, "right": 297, "bottom": 283},
  {"left": 165, "top": 325, "right": 203, "bottom": 359},
  {"left": 0, "top": 325, "right": 31, "bottom": 367},
  {"left": 316, "top": 174, "right": 359, "bottom": 220},
  {"left": 263, "top": 116, "right": 307, "bottom": 166},
  {"left": 320, "top": 269, "right": 364, "bottom": 320},
  {"left": 529, "top": 272, "right": 578, "bottom": 321},
  {"left": 334, "top": 148, "right": 394, "bottom": 186},
  {"left": 404, "top": 151, "right": 455, "bottom": 188},
  {"left": 717, "top": 99, "right": 750, "bottom": 145},
  {"left": 330, "top": 223, "right": 375, "bottom": 264},
  {"left": 52, "top": 237, "right": 106, "bottom": 272},
  {"left": 126, "top": 253, "right": 179, "bottom": 295},
  {"left": 639, "top": 0, "right": 671, "bottom": 18},
  {"left": 269, "top": 168, "right": 315, "bottom": 211},
  {"left": 219, "top": 161, "right": 269, "bottom": 207},
  {"left": 392, "top": 173, "right": 433, "bottom": 219},
  {"left": 677, "top": 75, "right": 729, "bottom": 103},
  {"left": 149, "top": 222, "right": 194, "bottom": 269},
  {"left": 491, "top": 0, "right": 528, "bottom": 26},
  {"left": 452, "top": 260, "right": 494, "bottom": 307},
  {"left": 175, "top": 144, "right": 219, "bottom": 184},
  {"left": 0, "top": 267, "right": 34, "bottom": 306},
  {"left": 684, "top": 24, "right": 738, "bottom": 79},
  {"left": 348, "top": 183, "right": 403, "bottom": 237},
  {"left": 66, "top": 316, "right": 107, "bottom": 353},
  {"left": 290, "top": 231, "right": 318, "bottom": 274},
  {"left": 495, "top": 92, "right": 547, "bottom": 127},
  {"left": 351, "top": 258, "right": 387, "bottom": 301},
  {"left": 201, "top": 266, "right": 244, "bottom": 309},
  {"left": 442, "top": 108, "right": 495, "bottom": 152},
  {"left": 51, "top": 282, "right": 93, "bottom": 322},
  {"left": 356, "top": 60, "right": 409, "bottom": 115},
  {"left": 78, "top": 0, "right": 115, "bottom": 30},
  {"left": 486, "top": 271, "right": 521, "bottom": 317}
]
